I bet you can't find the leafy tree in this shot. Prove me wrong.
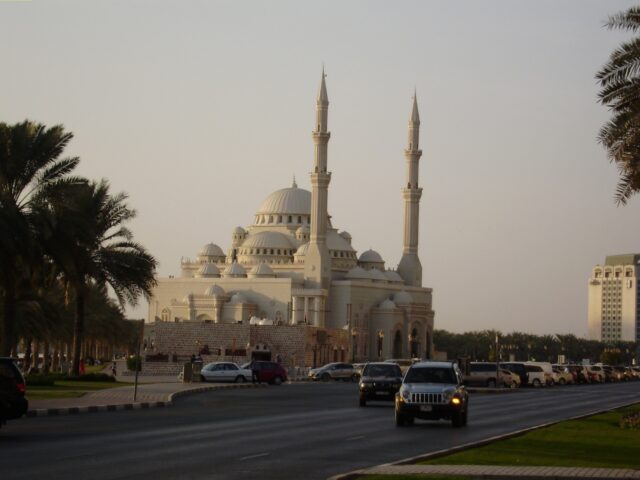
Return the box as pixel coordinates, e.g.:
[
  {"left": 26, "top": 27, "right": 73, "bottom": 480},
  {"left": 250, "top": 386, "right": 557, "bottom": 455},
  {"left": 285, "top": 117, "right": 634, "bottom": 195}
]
[
  {"left": 43, "top": 180, "right": 157, "bottom": 375},
  {"left": 597, "top": 6, "right": 640, "bottom": 205},
  {"left": 0, "top": 121, "right": 81, "bottom": 355}
]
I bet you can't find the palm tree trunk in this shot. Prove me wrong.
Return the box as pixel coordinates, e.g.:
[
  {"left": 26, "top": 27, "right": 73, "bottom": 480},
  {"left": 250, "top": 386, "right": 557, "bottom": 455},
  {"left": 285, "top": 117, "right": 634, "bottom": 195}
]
[
  {"left": 24, "top": 337, "right": 33, "bottom": 370},
  {"left": 71, "top": 287, "right": 85, "bottom": 376},
  {"left": 43, "top": 341, "right": 51, "bottom": 374},
  {"left": 1, "top": 283, "right": 16, "bottom": 356}
]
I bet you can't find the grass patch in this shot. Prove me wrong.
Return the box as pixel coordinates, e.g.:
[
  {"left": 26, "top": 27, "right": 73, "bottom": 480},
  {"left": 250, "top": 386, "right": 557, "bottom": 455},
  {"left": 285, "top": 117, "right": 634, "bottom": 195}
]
[
  {"left": 420, "top": 404, "right": 640, "bottom": 470},
  {"left": 27, "top": 380, "right": 131, "bottom": 399}
]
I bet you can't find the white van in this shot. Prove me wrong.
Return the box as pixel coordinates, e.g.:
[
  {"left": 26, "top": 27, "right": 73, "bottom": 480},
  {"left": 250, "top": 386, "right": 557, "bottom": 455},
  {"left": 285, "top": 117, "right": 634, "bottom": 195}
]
[
  {"left": 524, "top": 363, "right": 546, "bottom": 387},
  {"left": 526, "top": 362, "right": 554, "bottom": 386}
]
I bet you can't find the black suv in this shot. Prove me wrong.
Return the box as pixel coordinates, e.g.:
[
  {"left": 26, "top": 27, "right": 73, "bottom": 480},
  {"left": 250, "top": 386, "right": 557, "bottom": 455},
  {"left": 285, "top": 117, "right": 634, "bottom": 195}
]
[
  {"left": 395, "top": 361, "right": 468, "bottom": 428},
  {"left": 358, "top": 362, "right": 403, "bottom": 407},
  {"left": 0, "top": 358, "right": 28, "bottom": 429}
]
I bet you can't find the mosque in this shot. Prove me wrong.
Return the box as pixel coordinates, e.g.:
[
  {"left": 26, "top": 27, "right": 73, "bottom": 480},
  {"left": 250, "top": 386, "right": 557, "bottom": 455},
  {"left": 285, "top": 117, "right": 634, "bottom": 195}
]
[{"left": 145, "top": 72, "right": 435, "bottom": 367}]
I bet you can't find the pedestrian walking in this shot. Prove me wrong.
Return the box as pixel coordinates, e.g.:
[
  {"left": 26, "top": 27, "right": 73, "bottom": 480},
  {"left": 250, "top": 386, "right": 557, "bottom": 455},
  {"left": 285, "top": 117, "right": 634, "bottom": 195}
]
[
  {"left": 111, "top": 361, "right": 117, "bottom": 377},
  {"left": 251, "top": 363, "right": 260, "bottom": 384}
]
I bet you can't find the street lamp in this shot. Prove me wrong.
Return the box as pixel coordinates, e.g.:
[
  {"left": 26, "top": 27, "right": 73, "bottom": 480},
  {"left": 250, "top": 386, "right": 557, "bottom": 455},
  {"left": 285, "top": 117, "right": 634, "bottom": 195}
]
[{"left": 377, "top": 330, "right": 384, "bottom": 360}]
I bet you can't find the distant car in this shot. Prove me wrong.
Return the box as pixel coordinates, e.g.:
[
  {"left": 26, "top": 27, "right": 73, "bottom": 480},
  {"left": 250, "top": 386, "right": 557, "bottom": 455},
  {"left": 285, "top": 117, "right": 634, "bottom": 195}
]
[
  {"left": 501, "top": 368, "right": 521, "bottom": 388},
  {"left": 464, "top": 362, "right": 511, "bottom": 388},
  {"left": 384, "top": 358, "right": 418, "bottom": 375},
  {"left": 308, "top": 363, "right": 357, "bottom": 382},
  {"left": 585, "top": 365, "right": 605, "bottom": 383},
  {"left": 395, "top": 361, "right": 469, "bottom": 428},
  {"left": 524, "top": 364, "right": 545, "bottom": 387},
  {"left": 200, "top": 362, "right": 252, "bottom": 383},
  {"left": 552, "top": 366, "right": 574, "bottom": 385},
  {"left": 358, "top": 362, "right": 403, "bottom": 407},
  {"left": 566, "top": 365, "right": 590, "bottom": 384},
  {"left": 500, "top": 362, "right": 528, "bottom": 386},
  {"left": 0, "top": 358, "right": 28, "bottom": 430},
  {"left": 241, "top": 361, "right": 288, "bottom": 385}
]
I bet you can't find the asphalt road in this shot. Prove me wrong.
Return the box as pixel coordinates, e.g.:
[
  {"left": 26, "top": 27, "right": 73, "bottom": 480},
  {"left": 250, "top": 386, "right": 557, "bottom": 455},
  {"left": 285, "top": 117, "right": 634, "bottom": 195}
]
[{"left": 1, "top": 381, "right": 639, "bottom": 480}]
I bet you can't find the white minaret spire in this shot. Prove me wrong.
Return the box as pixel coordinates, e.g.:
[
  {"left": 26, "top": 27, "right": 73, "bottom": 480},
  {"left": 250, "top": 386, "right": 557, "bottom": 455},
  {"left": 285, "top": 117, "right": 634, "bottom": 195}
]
[
  {"left": 304, "top": 69, "right": 332, "bottom": 325},
  {"left": 397, "top": 91, "right": 423, "bottom": 287}
]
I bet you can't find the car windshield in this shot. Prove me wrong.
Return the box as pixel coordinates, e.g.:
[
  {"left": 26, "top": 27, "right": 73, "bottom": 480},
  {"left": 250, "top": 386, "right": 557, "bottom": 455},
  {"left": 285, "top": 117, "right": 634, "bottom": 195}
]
[
  {"left": 363, "top": 364, "right": 401, "bottom": 377},
  {"left": 405, "top": 367, "right": 456, "bottom": 384}
]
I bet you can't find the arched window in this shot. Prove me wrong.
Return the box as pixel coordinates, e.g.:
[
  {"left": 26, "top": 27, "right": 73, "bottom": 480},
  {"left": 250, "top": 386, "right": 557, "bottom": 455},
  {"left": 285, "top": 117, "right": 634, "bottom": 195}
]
[
  {"left": 288, "top": 215, "right": 292, "bottom": 223},
  {"left": 269, "top": 215, "right": 273, "bottom": 223},
  {"left": 393, "top": 331, "right": 402, "bottom": 358},
  {"left": 298, "top": 216, "right": 302, "bottom": 223},
  {"left": 161, "top": 308, "right": 171, "bottom": 322}
]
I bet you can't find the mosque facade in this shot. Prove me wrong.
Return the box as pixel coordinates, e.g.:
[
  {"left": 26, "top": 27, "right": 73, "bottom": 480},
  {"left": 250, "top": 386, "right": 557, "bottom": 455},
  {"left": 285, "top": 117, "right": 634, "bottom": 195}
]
[{"left": 145, "top": 72, "right": 435, "bottom": 367}]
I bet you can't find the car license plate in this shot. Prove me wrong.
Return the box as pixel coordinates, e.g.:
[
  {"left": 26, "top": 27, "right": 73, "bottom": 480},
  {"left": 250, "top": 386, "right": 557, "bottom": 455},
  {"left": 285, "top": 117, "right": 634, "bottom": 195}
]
[
  {"left": 420, "top": 405, "right": 432, "bottom": 412},
  {"left": 375, "top": 391, "right": 387, "bottom": 396}
]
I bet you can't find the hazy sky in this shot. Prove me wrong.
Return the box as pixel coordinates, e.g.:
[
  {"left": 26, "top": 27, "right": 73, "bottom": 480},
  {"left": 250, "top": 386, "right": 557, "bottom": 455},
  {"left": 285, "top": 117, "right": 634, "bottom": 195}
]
[{"left": 2, "top": 0, "right": 639, "bottom": 336}]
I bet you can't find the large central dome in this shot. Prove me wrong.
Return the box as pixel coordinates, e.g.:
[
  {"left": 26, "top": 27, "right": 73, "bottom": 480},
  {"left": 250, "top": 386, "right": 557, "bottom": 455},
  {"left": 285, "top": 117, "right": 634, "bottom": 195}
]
[{"left": 257, "top": 182, "right": 311, "bottom": 215}]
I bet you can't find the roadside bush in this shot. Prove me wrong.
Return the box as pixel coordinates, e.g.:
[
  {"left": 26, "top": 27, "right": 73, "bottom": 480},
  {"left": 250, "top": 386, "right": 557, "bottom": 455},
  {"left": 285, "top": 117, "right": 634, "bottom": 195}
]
[
  {"left": 126, "top": 355, "right": 142, "bottom": 372},
  {"left": 620, "top": 411, "right": 640, "bottom": 429},
  {"left": 65, "top": 373, "right": 116, "bottom": 383},
  {"left": 25, "top": 373, "right": 65, "bottom": 386}
]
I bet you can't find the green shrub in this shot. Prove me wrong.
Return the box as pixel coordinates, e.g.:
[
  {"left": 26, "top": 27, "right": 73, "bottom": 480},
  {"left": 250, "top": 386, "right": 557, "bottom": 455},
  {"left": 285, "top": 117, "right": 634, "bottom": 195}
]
[
  {"left": 66, "top": 373, "right": 116, "bottom": 382},
  {"left": 25, "top": 374, "right": 61, "bottom": 386},
  {"left": 620, "top": 411, "right": 640, "bottom": 429},
  {"left": 126, "top": 355, "right": 142, "bottom": 372}
]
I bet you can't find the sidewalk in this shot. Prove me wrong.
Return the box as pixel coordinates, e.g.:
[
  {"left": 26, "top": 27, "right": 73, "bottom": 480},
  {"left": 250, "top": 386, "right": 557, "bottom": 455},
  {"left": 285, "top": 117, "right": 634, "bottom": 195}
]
[
  {"left": 27, "top": 380, "right": 266, "bottom": 417},
  {"left": 332, "top": 464, "right": 640, "bottom": 479}
]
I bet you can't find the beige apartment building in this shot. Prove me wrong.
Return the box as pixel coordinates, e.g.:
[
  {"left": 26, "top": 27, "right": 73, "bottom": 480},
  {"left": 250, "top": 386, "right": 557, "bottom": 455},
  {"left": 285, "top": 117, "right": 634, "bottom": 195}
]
[{"left": 588, "top": 254, "right": 640, "bottom": 343}]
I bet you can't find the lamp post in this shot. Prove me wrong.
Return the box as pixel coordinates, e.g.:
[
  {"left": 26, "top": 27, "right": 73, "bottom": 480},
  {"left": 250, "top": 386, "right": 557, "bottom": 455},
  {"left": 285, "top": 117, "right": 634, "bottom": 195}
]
[
  {"left": 377, "top": 330, "right": 385, "bottom": 360},
  {"left": 351, "top": 329, "right": 356, "bottom": 363},
  {"left": 133, "top": 319, "right": 144, "bottom": 402}
]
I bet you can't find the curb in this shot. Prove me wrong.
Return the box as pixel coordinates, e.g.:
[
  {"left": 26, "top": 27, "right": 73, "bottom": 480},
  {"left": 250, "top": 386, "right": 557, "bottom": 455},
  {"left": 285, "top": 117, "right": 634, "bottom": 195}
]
[
  {"left": 26, "top": 382, "right": 266, "bottom": 418},
  {"left": 327, "top": 399, "right": 640, "bottom": 480}
]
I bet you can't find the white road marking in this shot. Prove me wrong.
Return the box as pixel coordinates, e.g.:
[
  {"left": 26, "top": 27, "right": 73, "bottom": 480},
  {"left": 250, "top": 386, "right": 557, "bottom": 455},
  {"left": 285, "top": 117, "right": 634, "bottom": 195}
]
[
  {"left": 346, "top": 435, "right": 365, "bottom": 441},
  {"left": 239, "top": 452, "right": 270, "bottom": 461}
]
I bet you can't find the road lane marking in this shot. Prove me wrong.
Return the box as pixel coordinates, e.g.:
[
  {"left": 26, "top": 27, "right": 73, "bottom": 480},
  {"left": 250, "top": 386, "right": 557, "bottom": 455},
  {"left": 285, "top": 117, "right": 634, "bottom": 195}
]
[
  {"left": 239, "top": 452, "right": 270, "bottom": 461},
  {"left": 347, "top": 435, "right": 365, "bottom": 441}
]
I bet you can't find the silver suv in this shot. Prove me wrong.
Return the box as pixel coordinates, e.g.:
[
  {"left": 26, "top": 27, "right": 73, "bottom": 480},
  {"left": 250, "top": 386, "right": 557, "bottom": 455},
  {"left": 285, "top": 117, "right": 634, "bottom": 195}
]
[{"left": 395, "top": 361, "right": 469, "bottom": 428}]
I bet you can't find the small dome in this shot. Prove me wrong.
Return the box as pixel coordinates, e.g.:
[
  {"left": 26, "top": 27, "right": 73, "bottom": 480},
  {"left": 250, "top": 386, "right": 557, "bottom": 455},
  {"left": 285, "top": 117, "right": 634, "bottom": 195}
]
[
  {"left": 249, "top": 263, "right": 275, "bottom": 277},
  {"left": 394, "top": 291, "right": 414, "bottom": 304},
  {"left": 359, "top": 249, "right": 384, "bottom": 263},
  {"left": 379, "top": 298, "right": 397, "bottom": 310},
  {"left": 295, "top": 242, "right": 309, "bottom": 256},
  {"left": 327, "top": 230, "right": 356, "bottom": 252},
  {"left": 385, "top": 270, "right": 404, "bottom": 283},
  {"left": 204, "top": 284, "right": 225, "bottom": 297},
  {"left": 368, "top": 269, "right": 389, "bottom": 282},
  {"left": 249, "top": 315, "right": 262, "bottom": 324},
  {"left": 345, "top": 266, "right": 371, "bottom": 280},
  {"left": 199, "top": 243, "right": 225, "bottom": 258},
  {"left": 182, "top": 294, "right": 193, "bottom": 304},
  {"left": 223, "top": 261, "right": 247, "bottom": 277},
  {"left": 339, "top": 231, "right": 352, "bottom": 240},
  {"left": 257, "top": 185, "right": 311, "bottom": 215},
  {"left": 195, "top": 263, "right": 221, "bottom": 278},
  {"left": 233, "top": 226, "right": 246, "bottom": 234},
  {"left": 296, "top": 225, "right": 310, "bottom": 235},
  {"left": 230, "top": 292, "right": 248, "bottom": 304}
]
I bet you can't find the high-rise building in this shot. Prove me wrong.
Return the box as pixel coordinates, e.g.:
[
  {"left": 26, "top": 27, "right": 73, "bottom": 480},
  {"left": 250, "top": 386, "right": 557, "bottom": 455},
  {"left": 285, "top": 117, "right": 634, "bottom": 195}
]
[{"left": 587, "top": 254, "right": 640, "bottom": 342}]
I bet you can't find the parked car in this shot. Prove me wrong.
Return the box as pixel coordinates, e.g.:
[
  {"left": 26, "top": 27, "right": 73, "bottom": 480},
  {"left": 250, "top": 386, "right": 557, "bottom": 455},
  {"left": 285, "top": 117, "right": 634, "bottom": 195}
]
[
  {"left": 585, "top": 365, "right": 605, "bottom": 383},
  {"left": 308, "top": 362, "right": 357, "bottom": 382},
  {"left": 501, "top": 368, "right": 521, "bottom": 388},
  {"left": 0, "top": 358, "right": 28, "bottom": 430},
  {"left": 358, "top": 362, "right": 403, "bottom": 406},
  {"left": 395, "top": 361, "right": 469, "bottom": 428},
  {"left": 552, "top": 366, "right": 574, "bottom": 385},
  {"left": 566, "top": 364, "right": 590, "bottom": 384},
  {"left": 464, "top": 362, "right": 510, "bottom": 388},
  {"left": 384, "top": 358, "right": 418, "bottom": 375},
  {"left": 524, "top": 364, "right": 545, "bottom": 387},
  {"left": 526, "top": 362, "right": 554, "bottom": 386},
  {"left": 613, "top": 366, "right": 631, "bottom": 382},
  {"left": 553, "top": 365, "right": 576, "bottom": 385},
  {"left": 601, "top": 365, "right": 618, "bottom": 382},
  {"left": 241, "top": 361, "right": 287, "bottom": 385},
  {"left": 199, "top": 362, "right": 252, "bottom": 383},
  {"left": 500, "top": 362, "right": 528, "bottom": 386}
]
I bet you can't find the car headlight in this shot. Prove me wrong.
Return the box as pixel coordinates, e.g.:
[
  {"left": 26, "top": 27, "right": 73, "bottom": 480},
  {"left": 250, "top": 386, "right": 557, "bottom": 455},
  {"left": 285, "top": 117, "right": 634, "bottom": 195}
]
[
  {"left": 442, "top": 387, "right": 455, "bottom": 402},
  {"left": 400, "top": 386, "right": 410, "bottom": 401}
]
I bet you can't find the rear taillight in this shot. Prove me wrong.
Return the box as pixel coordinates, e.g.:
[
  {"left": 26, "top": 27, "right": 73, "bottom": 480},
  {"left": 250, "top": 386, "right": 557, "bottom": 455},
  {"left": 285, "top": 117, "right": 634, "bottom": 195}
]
[{"left": 17, "top": 383, "right": 26, "bottom": 394}]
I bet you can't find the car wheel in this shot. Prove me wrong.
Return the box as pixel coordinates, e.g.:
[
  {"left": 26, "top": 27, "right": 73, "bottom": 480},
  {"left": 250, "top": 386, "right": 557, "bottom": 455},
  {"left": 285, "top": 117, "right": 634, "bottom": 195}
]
[
  {"left": 200, "top": 375, "right": 206, "bottom": 382},
  {"left": 532, "top": 378, "right": 541, "bottom": 387},
  {"left": 273, "top": 376, "right": 283, "bottom": 386},
  {"left": 351, "top": 373, "right": 359, "bottom": 382},
  {"left": 451, "top": 410, "right": 464, "bottom": 428},
  {"left": 321, "top": 373, "right": 330, "bottom": 382},
  {"left": 359, "top": 396, "right": 366, "bottom": 407},
  {"left": 559, "top": 378, "right": 566, "bottom": 386},
  {"left": 487, "top": 379, "right": 496, "bottom": 388},
  {"left": 235, "top": 376, "right": 246, "bottom": 383}
]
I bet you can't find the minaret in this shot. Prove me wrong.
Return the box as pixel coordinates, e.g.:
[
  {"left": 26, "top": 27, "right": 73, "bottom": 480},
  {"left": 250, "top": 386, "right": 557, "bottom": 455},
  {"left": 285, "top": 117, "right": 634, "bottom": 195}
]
[
  {"left": 397, "top": 92, "right": 423, "bottom": 287},
  {"left": 304, "top": 69, "right": 332, "bottom": 299}
]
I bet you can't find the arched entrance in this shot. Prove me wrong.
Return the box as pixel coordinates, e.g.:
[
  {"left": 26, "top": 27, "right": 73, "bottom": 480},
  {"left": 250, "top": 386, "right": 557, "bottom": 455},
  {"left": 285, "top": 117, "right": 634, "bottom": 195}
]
[
  {"left": 393, "top": 330, "right": 402, "bottom": 358},
  {"left": 409, "top": 328, "right": 419, "bottom": 358},
  {"left": 425, "top": 330, "right": 432, "bottom": 359}
]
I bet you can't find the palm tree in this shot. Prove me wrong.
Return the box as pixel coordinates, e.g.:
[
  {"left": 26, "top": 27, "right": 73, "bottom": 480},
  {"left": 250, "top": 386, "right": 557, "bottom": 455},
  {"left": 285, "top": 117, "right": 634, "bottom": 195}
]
[
  {"left": 44, "top": 180, "right": 157, "bottom": 375},
  {"left": 0, "top": 121, "right": 81, "bottom": 356},
  {"left": 597, "top": 6, "right": 640, "bottom": 205}
]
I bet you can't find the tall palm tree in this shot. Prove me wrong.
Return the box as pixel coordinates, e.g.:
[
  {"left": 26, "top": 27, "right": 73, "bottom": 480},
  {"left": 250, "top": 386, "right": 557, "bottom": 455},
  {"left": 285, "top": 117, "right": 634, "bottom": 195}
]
[
  {"left": 0, "top": 121, "right": 81, "bottom": 356},
  {"left": 44, "top": 180, "right": 157, "bottom": 375},
  {"left": 597, "top": 6, "right": 640, "bottom": 205}
]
